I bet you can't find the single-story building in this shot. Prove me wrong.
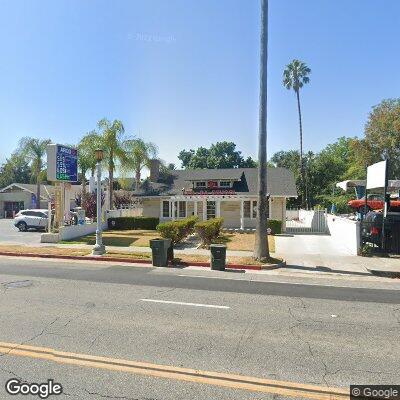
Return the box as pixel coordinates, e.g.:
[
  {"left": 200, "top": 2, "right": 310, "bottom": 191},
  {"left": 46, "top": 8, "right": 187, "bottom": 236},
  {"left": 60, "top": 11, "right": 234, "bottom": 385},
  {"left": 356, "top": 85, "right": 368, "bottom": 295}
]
[
  {"left": 132, "top": 162, "right": 297, "bottom": 230},
  {"left": 0, "top": 183, "right": 83, "bottom": 218}
]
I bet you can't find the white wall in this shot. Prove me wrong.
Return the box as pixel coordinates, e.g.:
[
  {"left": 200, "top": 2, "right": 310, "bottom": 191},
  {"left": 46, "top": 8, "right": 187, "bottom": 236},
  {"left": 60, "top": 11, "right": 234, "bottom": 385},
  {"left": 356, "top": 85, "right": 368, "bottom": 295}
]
[
  {"left": 327, "top": 214, "right": 360, "bottom": 255},
  {"left": 106, "top": 208, "right": 143, "bottom": 219},
  {"left": 59, "top": 222, "right": 108, "bottom": 241}
]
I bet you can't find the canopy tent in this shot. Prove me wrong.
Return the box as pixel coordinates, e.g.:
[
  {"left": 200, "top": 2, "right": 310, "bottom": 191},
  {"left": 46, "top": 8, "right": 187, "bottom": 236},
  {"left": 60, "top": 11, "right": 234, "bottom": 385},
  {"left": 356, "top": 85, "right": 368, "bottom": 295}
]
[{"left": 336, "top": 180, "right": 400, "bottom": 193}]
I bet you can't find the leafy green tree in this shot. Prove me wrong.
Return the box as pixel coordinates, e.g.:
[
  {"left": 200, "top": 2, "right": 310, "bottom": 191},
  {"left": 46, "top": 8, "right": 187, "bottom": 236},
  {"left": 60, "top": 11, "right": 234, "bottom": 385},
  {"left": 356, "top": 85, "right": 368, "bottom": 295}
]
[
  {"left": 0, "top": 152, "right": 32, "bottom": 188},
  {"left": 178, "top": 142, "right": 256, "bottom": 169},
  {"left": 283, "top": 59, "right": 311, "bottom": 206},
  {"left": 124, "top": 138, "right": 158, "bottom": 188},
  {"left": 361, "top": 98, "right": 400, "bottom": 178},
  {"left": 18, "top": 137, "right": 51, "bottom": 208},
  {"left": 95, "top": 118, "right": 128, "bottom": 209}
]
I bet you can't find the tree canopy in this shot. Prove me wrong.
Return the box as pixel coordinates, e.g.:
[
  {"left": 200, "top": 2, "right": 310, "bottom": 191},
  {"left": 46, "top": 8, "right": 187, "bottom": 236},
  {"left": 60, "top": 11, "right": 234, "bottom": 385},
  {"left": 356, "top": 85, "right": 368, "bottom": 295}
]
[{"left": 178, "top": 142, "right": 257, "bottom": 169}]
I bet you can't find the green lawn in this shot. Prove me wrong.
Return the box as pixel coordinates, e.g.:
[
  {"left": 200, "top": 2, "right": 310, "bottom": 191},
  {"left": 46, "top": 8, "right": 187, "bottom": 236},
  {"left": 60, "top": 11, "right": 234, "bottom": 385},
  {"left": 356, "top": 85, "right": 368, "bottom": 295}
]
[
  {"left": 62, "top": 230, "right": 160, "bottom": 247},
  {"left": 214, "top": 232, "right": 275, "bottom": 252}
]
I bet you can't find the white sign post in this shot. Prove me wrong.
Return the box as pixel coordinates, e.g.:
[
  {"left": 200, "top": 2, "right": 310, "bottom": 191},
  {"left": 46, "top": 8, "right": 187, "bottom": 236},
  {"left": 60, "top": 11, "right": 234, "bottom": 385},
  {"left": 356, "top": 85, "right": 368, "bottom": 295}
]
[
  {"left": 366, "top": 160, "right": 387, "bottom": 190},
  {"left": 366, "top": 160, "right": 389, "bottom": 250}
]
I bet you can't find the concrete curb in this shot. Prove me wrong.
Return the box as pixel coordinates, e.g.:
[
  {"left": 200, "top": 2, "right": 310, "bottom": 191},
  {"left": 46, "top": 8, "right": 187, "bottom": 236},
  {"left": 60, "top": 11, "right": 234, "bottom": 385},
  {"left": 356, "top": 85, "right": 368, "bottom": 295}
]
[{"left": 0, "top": 251, "right": 284, "bottom": 271}]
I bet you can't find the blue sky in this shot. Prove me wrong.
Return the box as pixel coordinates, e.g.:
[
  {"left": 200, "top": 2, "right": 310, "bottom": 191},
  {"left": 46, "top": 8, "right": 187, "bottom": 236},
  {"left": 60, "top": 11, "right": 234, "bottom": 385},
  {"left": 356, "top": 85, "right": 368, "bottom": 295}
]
[{"left": 0, "top": 0, "right": 399, "bottom": 168}]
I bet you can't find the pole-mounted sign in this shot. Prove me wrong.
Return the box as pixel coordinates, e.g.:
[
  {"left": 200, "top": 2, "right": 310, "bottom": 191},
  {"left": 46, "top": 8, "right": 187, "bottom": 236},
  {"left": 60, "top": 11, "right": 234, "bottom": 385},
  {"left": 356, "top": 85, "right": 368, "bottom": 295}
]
[{"left": 47, "top": 144, "right": 78, "bottom": 182}]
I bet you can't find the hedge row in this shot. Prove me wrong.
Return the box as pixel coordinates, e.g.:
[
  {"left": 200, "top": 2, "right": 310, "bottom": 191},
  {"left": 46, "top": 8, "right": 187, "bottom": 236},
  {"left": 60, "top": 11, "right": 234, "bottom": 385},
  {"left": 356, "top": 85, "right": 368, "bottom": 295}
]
[
  {"left": 156, "top": 216, "right": 199, "bottom": 245},
  {"left": 108, "top": 216, "right": 159, "bottom": 230},
  {"left": 194, "top": 217, "right": 224, "bottom": 247},
  {"left": 267, "top": 219, "right": 282, "bottom": 235}
]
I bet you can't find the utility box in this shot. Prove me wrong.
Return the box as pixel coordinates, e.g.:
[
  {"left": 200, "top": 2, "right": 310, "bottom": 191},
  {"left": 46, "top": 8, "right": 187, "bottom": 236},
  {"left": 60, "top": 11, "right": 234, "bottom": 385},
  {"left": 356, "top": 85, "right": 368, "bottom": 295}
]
[
  {"left": 210, "top": 244, "right": 227, "bottom": 271},
  {"left": 150, "top": 239, "right": 172, "bottom": 267}
]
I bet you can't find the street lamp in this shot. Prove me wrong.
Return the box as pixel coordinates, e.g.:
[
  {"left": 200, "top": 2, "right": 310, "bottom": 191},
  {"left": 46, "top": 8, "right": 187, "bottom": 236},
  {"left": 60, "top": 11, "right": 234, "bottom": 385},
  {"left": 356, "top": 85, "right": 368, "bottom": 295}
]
[{"left": 92, "top": 148, "right": 106, "bottom": 255}]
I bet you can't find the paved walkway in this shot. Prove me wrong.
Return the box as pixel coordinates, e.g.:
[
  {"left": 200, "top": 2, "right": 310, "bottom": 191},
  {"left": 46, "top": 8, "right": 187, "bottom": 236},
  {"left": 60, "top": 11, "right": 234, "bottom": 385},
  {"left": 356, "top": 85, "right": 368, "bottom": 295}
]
[{"left": 274, "top": 234, "right": 400, "bottom": 276}]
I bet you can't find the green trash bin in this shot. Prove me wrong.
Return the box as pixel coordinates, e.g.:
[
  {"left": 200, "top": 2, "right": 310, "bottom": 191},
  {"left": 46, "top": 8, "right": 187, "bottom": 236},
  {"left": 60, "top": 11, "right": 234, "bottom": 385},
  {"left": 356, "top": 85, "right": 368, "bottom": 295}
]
[
  {"left": 150, "top": 238, "right": 172, "bottom": 267},
  {"left": 210, "top": 244, "right": 227, "bottom": 271}
]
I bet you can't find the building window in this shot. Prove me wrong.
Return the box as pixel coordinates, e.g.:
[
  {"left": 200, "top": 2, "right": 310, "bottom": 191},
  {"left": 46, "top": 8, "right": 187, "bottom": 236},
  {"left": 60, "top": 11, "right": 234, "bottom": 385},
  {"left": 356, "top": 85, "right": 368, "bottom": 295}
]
[
  {"left": 243, "top": 200, "right": 260, "bottom": 219},
  {"left": 162, "top": 201, "right": 170, "bottom": 218},
  {"left": 243, "top": 201, "right": 251, "bottom": 218},
  {"left": 219, "top": 181, "right": 231, "bottom": 188},
  {"left": 207, "top": 201, "right": 216, "bottom": 220},
  {"left": 195, "top": 181, "right": 206, "bottom": 188},
  {"left": 178, "top": 201, "right": 186, "bottom": 218},
  {"left": 252, "top": 200, "right": 258, "bottom": 218}
]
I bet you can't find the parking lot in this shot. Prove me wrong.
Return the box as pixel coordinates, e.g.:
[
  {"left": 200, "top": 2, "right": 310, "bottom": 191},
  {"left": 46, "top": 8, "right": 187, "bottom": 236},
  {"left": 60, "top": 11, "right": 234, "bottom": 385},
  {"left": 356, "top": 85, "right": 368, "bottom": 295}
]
[{"left": 0, "top": 218, "right": 43, "bottom": 245}]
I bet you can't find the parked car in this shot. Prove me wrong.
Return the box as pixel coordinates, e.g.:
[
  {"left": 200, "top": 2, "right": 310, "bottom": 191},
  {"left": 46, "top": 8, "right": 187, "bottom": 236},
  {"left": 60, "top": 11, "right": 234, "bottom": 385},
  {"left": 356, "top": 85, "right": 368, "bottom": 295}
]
[
  {"left": 348, "top": 194, "right": 400, "bottom": 213},
  {"left": 14, "top": 209, "right": 49, "bottom": 232},
  {"left": 361, "top": 211, "right": 400, "bottom": 246}
]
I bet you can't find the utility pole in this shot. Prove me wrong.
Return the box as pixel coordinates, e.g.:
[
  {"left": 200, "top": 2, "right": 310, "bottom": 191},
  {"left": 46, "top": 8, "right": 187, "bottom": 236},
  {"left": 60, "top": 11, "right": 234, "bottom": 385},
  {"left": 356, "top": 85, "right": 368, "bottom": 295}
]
[{"left": 254, "top": 0, "right": 270, "bottom": 261}]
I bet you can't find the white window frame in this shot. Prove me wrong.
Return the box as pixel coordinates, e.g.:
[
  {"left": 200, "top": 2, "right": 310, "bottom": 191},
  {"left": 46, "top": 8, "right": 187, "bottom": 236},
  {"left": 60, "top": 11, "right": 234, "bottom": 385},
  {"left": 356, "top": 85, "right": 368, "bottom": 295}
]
[
  {"left": 162, "top": 201, "right": 170, "bottom": 218},
  {"left": 243, "top": 200, "right": 262, "bottom": 219},
  {"left": 195, "top": 181, "right": 206, "bottom": 188},
  {"left": 219, "top": 180, "right": 231, "bottom": 188},
  {"left": 178, "top": 201, "right": 186, "bottom": 218},
  {"left": 206, "top": 201, "right": 216, "bottom": 220}
]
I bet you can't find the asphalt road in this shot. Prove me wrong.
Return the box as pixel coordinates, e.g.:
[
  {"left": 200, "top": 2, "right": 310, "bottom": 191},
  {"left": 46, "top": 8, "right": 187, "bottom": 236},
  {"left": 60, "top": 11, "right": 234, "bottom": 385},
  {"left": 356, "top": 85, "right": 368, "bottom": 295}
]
[
  {"left": 0, "top": 257, "right": 399, "bottom": 399},
  {"left": 0, "top": 219, "right": 42, "bottom": 245}
]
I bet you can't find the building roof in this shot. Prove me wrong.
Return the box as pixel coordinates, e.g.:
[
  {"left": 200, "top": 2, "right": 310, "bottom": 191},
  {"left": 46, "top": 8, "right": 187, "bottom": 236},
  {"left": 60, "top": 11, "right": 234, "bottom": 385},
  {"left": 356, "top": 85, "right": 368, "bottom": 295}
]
[
  {"left": 0, "top": 183, "right": 85, "bottom": 199},
  {"left": 133, "top": 167, "right": 297, "bottom": 197}
]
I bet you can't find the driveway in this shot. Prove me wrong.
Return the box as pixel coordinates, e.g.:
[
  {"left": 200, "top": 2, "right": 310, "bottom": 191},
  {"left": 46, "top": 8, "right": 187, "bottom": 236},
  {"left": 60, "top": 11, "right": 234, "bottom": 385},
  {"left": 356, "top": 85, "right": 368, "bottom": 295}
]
[
  {"left": 273, "top": 234, "right": 399, "bottom": 276},
  {"left": 0, "top": 218, "right": 43, "bottom": 245}
]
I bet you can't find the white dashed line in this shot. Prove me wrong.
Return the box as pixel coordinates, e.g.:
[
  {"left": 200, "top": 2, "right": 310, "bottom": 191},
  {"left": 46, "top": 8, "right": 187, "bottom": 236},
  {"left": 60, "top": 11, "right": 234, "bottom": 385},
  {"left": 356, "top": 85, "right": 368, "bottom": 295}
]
[{"left": 140, "top": 299, "right": 230, "bottom": 309}]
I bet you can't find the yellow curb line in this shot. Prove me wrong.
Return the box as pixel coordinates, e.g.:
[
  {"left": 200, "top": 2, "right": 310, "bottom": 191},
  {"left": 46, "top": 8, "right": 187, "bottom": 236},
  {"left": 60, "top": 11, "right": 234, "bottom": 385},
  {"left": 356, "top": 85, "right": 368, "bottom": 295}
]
[{"left": 0, "top": 342, "right": 349, "bottom": 400}]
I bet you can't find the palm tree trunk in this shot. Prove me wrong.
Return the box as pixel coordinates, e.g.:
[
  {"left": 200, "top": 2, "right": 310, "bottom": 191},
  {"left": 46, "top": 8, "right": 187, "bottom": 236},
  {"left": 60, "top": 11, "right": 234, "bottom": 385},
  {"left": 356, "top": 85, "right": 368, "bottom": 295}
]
[
  {"left": 36, "top": 177, "right": 41, "bottom": 209},
  {"left": 135, "top": 168, "right": 141, "bottom": 190},
  {"left": 81, "top": 168, "right": 87, "bottom": 195},
  {"left": 109, "top": 165, "right": 114, "bottom": 210},
  {"left": 296, "top": 89, "right": 307, "bottom": 208},
  {"left": 254, "top": 0, "right": 269, "bottom": 261}
]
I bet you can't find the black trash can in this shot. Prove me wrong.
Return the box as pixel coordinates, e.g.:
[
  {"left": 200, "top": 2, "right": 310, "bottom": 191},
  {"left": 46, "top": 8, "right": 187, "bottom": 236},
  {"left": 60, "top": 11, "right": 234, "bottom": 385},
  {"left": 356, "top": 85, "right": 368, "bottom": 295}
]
[
  {"left": 150, "top": 239, "right": 172, "bottom": 267},
  {"left": 210, "top": 244, "right": 227, "bottom": 271}
]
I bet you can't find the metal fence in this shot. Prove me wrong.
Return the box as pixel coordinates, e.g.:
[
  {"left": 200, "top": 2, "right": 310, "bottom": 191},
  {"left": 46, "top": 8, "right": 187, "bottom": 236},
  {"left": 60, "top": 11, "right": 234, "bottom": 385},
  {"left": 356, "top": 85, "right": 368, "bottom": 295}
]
[
  {"left": 361, "top": 220, "right": 400, "bottom": 254},
  {"left": 285, "top": 208, "right": 329, "bottom": 234}
]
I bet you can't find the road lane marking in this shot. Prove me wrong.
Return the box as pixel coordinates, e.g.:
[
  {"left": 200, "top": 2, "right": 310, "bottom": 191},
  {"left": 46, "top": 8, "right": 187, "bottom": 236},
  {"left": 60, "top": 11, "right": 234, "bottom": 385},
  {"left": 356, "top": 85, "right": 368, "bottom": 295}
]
[
  {"left": 0, "top": 341, "right": 348, "bottom": 399},
  {"left": 140, "top": 299, "right": 230, "bottom": 309}
]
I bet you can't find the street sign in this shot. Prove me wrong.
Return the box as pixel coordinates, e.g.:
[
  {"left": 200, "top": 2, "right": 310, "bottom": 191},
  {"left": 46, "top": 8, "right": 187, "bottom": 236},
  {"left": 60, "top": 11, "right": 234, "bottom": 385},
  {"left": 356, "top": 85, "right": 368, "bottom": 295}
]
[
  {"left": 366, "top": 160, "right": 387, "bottom": 190},
  {"left": 47, "top": 144, "right": 78, "bottom": 182}
]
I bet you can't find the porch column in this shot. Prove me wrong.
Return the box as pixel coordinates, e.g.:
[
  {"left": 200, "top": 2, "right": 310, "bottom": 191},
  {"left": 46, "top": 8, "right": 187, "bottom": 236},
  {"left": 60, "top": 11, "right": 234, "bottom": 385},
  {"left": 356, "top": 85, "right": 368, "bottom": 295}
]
[
  {"left": 240, "top": 199, "right": 244, "bottom": 230},
  {"left": 172, "top": 201, "right": 176, "bottom": 221},
  {"left": 194, "top": 201, "right": 198, "bottom": 217},
  {"left": 203, "top": 199, "right": 207, "bottom": 221},
  {"left": 159, "top": 199, "right": 163, "bottom": 219},
  {"left": 216, "top": 200, "right": 221, "bottom": 218}
]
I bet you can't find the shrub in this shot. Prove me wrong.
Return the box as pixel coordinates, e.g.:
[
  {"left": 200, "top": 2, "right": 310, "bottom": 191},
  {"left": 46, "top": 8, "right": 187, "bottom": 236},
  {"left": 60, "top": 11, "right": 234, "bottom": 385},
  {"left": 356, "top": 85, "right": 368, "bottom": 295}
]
[
  {"left": 75, "top": 192, "right": 105, "bottom": 220},
  {"left": 267, "top": 219, "right": 282, "bottom": 235},
  {"left": 108, "top": 216, "right": 159, "bottom": 230},
  {"left": 156, "top": 221, "right": 180, "bottom": 244},
  {"left": 156, "top": 216, "right": 199, "bottom": 245},
  {"left": 194, "top": 218, "right": 224, "bottom": 247}
]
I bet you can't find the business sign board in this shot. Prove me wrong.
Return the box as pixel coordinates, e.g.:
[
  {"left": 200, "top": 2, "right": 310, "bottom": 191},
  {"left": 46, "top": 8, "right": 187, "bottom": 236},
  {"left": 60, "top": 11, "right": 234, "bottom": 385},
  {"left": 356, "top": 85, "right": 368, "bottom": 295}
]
[
  {"left": 47, "top": 144, "right": 78, "bottom": 182},
  {"left": 366, "top": 160, "right": 387, "bottom": 190}
]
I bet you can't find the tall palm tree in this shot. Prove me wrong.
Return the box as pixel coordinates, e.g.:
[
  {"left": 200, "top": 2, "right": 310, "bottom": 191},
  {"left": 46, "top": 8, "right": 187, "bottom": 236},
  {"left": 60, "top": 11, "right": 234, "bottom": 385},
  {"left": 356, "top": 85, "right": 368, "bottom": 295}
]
[
  {"left": 283, "top": 59, "right": 311, "bottom": 207},
  {"left": 124, "top": 139, "right": 158, "bottom": 189},
  {"left": 254, "top": 0, "right": 269, "bottom": 261},
  {"left": 96, "top": 118, "right": 128, "bottom": 208},
  {"left": 18, "top": 137, "right": 51, "bottom": 208},
  {"left": 77, "top": 131, "right": 101, "bottom": 194}
]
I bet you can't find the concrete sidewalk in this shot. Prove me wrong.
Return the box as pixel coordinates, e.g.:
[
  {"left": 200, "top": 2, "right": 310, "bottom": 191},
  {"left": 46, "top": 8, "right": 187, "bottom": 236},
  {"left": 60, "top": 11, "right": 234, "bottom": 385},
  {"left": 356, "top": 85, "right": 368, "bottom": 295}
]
[{"left": 2, "top": 234, "right": 398, "bottom": 278}]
